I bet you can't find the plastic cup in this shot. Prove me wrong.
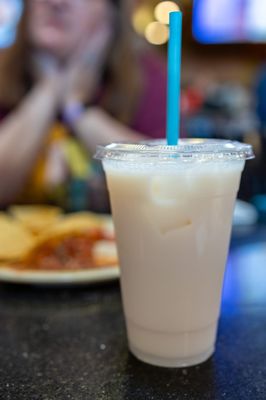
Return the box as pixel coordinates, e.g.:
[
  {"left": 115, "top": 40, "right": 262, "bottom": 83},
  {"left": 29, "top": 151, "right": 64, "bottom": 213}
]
[{"left": 95, "top": 139, "right": 254, "bottom": 368}]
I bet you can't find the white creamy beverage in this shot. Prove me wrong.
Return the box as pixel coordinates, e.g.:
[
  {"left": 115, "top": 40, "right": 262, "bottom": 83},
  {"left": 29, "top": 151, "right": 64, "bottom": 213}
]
[{"left": 97, "top": 140, "right": 254, "bottom": 367}]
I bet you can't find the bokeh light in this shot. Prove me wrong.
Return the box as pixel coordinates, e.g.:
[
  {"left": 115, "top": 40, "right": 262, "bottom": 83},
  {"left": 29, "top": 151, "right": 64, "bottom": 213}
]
[
  {"left": 154, "top": 1, "right": 180, "bottom": 25},
  {"left": 145, "top": 21, "right": 169, "bottom": 45},
  {"left": 132, "top": 4, "right": 154, "bottom": 36},
  {"left": 0, "top": 0, "right": 23, "bottom": 48}
]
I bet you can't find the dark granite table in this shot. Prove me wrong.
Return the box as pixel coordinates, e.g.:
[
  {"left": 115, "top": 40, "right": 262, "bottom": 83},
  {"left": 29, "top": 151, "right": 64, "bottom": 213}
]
[{"left": 0, "top": 226, "right": 265, "bottom": 400}]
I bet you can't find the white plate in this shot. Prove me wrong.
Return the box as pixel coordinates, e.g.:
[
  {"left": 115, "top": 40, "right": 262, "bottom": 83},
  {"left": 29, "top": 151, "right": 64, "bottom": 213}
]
[{"left": 0, "top": 265, "right": 120, "bottom": 285}]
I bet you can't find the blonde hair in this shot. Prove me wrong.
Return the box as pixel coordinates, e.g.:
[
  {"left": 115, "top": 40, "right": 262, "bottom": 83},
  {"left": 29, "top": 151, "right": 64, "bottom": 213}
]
[{"left": 0, "top": 1, "right": 142, "bottom": 124}]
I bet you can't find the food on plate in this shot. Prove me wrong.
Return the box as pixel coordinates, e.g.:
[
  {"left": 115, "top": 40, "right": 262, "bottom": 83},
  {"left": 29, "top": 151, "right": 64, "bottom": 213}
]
[
  {"left": 99, "top": 216, "right": 115, "bottom": 240},
  {"left": 93, "top": 240, "right": 118, "bottom": 267},
  {"left": 9, "top": 205, "right": 62, "bottom": 235},
  {"left": 37, "top": 211, "right": 103, "bottom": 240},
  {"left": 0, "top": 216, "right": 35, "bottom": 260},
  {"left": 16, "top": 233, "right": 118, "bottom": 271},
  {"left": 0, "top": 208, "right": 118, "bottom": 271}
]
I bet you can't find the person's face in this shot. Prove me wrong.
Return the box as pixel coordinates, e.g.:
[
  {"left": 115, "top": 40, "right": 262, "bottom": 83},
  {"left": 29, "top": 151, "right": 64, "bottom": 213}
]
[{"left": 28, "top": 0, "right": 112, "bottom": 59}]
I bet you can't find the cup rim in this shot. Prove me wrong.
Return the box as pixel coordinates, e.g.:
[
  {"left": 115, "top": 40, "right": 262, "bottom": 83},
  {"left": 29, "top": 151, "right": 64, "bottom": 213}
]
[{"left": 95, "top": 139, "right": 254, "bottom": 163}]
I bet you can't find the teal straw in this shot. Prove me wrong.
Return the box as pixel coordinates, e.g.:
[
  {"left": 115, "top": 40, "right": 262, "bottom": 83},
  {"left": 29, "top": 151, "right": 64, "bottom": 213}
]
[{"left": 166, "top": 11, "right": 182, "bottom": 145}]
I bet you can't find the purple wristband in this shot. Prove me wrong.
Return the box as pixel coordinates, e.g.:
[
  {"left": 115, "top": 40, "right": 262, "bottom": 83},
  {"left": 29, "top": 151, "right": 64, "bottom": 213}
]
[{"left": 61, "top": 101, "right": 86, "bottom": 128}]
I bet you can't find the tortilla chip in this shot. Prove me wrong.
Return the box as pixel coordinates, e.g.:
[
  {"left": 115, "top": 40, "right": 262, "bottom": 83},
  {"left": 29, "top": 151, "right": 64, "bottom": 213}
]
[
  {"left": 35, "top": 211, "right": 103, "bottom": 243},
  {"left": 0, "top": 217, "right": 35, "bottom": 261},
  {"left": 9, "top": 205, "right": 62, "bottom": 235}
]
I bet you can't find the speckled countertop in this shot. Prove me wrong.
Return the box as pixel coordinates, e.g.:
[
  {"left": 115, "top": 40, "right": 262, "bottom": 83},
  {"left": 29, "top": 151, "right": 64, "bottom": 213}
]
[{"left": 0, "top": 226, "right": 265, "bottom": 400}]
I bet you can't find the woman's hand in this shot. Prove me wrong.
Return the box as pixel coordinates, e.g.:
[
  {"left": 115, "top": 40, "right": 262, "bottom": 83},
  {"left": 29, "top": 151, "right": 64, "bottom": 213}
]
[
  {"left": 61, "top": 19, "right": 114, "bottom": 107},
  {"left": 31, "top": 50, "right": 67, "bottom": 107}
]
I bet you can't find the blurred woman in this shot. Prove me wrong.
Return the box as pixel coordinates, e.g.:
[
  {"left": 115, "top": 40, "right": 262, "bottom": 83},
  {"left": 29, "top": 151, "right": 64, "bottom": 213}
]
[{"left": 0, "top": 0, "right": 166, "bottom": 210}]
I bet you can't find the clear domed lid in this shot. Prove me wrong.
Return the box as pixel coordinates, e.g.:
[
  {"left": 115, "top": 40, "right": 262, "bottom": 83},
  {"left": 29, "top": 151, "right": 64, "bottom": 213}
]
[{"left": 95, "top": 139, "right": 254, "bottom": 163}]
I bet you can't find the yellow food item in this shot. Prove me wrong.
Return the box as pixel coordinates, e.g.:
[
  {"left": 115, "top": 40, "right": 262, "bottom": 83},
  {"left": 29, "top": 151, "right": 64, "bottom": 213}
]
[
  {"left": 40, "top": 212, "right": 101, "bottom": 234},
  {"left": 0, "top": 216, "right": 35, "bottom": 260},
  {"left": 9, "top": 205, "right": 62, "bottom": 235}
]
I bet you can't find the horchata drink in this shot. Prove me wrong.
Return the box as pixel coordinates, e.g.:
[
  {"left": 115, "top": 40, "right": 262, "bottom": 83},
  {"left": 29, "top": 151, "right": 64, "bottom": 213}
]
[{"left": 96, "top": 139, "right": 254, "bottom": 367}]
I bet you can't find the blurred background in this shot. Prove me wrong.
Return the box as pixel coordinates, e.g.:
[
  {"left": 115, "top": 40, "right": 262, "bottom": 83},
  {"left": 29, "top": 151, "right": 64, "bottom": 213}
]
[{"left": 0, "top": 0, "right": 265, "bottom": 223}]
